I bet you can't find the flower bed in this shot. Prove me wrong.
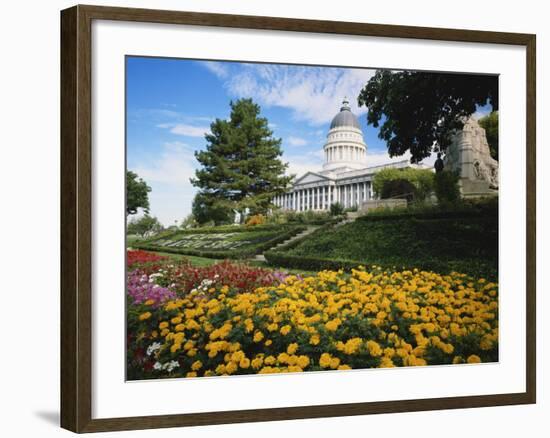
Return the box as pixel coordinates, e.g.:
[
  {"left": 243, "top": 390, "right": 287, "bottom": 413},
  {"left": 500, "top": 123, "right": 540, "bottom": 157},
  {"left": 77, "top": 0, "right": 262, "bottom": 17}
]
[
  {"left": 127, "top": 266, "right": 498, "bottom": 379},
  {"left": 133, "top": 225, "right": 306, "bottom": 259},
  {"left": 127, "top": 249, "right": 168, "bottom": 268}
]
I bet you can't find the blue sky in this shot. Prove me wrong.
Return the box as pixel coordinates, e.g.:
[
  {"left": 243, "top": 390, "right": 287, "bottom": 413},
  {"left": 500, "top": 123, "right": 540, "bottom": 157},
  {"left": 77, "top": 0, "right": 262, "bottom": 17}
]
[{"left": 126, "top": 57, "right": 487, "bottom": 226}]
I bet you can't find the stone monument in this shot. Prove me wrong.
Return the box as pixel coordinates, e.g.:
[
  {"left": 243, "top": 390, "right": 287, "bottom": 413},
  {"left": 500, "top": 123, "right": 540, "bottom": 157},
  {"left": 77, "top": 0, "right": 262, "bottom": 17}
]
[{"left": 443, "top": 116, "right": 498, "bottom": 197}]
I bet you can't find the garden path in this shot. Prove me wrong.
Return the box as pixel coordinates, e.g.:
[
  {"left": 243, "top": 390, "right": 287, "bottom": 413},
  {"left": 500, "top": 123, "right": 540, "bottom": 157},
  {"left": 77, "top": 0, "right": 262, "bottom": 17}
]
[{"left": 252, "top": 226, "right": 319, "bottom": 262}]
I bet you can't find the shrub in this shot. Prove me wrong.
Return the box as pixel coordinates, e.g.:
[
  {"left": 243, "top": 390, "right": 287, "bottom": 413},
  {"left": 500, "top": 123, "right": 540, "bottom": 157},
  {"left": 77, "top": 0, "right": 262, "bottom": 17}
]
[
  {"left": 434, "top": 170, "right": 461, "bottom": 206},
  {"left": 380, "top": 178, "right": 417, "bottom": 202},
  {"left": 373, "top": 167, "right": 435, "bottom": 201},
  {"left": 329, "top": 202, "right": 344, "bottom": 216},
  {"left": 246, "top": 214, "right": 266, "bottom": 227}
]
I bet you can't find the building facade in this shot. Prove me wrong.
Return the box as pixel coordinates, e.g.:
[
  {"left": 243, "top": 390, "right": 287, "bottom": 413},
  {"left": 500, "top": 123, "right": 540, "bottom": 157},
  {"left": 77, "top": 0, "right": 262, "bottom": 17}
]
[{"left": 273, "top": 98, "right": 423, "bottom": 211}]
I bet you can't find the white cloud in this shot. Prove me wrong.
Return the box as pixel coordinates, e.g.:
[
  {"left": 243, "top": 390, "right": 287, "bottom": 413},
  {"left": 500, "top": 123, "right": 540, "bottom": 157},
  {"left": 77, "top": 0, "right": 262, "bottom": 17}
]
[
  {"left": 287, "top": 136, "right": 308, "bottom": 147},
  {"left": 284, "top": 151, "right": 324, "bottom": 178},
  {"left": 158, "top": 123, "right": 210, "bottom": 137},
  {"left": 224, "top": 64, "right": 375, "bottom": 125},
  {"left": 200, "top": 61, "right": 229, "bottom": 78},
  {"left": 131, "top": 141, "right": 199, "bottom": 225}
]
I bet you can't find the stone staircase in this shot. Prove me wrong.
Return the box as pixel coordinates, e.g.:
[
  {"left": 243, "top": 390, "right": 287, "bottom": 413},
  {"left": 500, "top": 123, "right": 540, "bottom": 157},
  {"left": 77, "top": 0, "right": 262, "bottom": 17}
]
[
  {"left": 334, "top": 211, "right": 360, "bottom": 227},
  {"left": 252, "top": 226, "right": 319, "bottom": 262}
]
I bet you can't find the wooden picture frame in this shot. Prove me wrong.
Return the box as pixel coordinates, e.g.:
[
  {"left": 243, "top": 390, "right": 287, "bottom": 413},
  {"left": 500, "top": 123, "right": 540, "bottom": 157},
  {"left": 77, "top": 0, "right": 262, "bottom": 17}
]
[{"left": 60, "top": 4, "right": 536, "bottom": 433}]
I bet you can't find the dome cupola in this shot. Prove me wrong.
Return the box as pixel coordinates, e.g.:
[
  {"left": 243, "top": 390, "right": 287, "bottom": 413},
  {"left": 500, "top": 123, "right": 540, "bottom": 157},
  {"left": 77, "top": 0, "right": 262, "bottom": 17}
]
[
  {"left": 322, "top": 98, "right": 368, "bottom": 172},
  {"left": 329, "top": 97, "right": 361, "bottom": 130}
]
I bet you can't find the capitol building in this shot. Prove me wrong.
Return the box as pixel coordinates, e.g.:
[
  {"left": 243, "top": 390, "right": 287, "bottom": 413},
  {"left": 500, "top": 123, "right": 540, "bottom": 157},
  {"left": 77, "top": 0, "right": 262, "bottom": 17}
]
[{"left": 272, "top": 98, "right": 425, "bottom": 211}]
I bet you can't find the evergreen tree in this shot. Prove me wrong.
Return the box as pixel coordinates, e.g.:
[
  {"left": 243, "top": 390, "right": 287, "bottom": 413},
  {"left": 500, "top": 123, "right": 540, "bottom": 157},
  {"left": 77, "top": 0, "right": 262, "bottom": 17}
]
[{"left": 191, "top": 98, "right": 291, "bottom": 220}]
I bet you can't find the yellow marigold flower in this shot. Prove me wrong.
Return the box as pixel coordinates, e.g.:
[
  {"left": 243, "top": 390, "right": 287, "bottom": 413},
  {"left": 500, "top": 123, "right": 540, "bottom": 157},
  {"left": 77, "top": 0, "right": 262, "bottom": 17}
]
[
  {"left": 239, "top": 357, "right": 250, "bottom": 369},
  {"left": 139, "top": 312, "right": 152, "bottom": 321},
  {"left": 186, "top": 319, "right": 201, "bottom": 331},
  {"left": 319, "top": 353, "right": 332, "bottom": 368},
  {"left": 277, "top": 352, "right": 290, "bottom": 364},
  {"left": 253, "top": 331, "right": 264, "bottom": 342},
  {"left": 267, "top": 323, "right": 278, "bottom": 332},
  {"left": 287, "top": 343, "right": 299, "bottom": 355},
  {"left": 186, "top": 371, "right": 197, "bottom": 378},
  {"left": 161, "top": 328, "right": 170, "bottom": 337},
  {"left": 265, "top": 339, "right": 273, "bottom": 346},
  {"left": 366, "top": 340, "right": 383, "bottom": 357},
  {"left": 280, "top": 325, "right": 292, "bottom": 336},
  {"left": 215, "top": 364, "right": 226, "bottom": 375},
  {"left": 204, "top": 370, "right": 214, "bottom": 377},
  {"left": 480, "top": 336, "right": 493, "bottom": 351},
  {"left": 144, "top": 299, "right": 155, "bottom": 306},
  {"left": 225, "top": 362, "right": 238, "bottom": 374},
  {"left": 297, "top": 355, "right": 310, "bottom": 368},
  {"left": 170, "top": 343, "right": 181, "bottom": 353},
  {"left": 231, "top": 350, "right": 245, "bottom": 363},
  {"left": 452, "top": 356, "right": 464, "bottom": 364},
  {"left": 191, "top": 360, "right": 202, "bottom": 371},
  {"left": 337, "top": 364, "right": 352, "bottom": 370},
  {"left": 244, "top": 318, "right": 254, "bottom": 333},
  {"left": 264, "top": 355, "right": 276, "bottom": 365},
  {"left": 174, "top": 323, "right": 185, "bottom": 332},
  {"left": 329, "top": 357, "right": 341, "bottom": 369},
  {"left": 251, "top": 357, "right": 264, "bottom": 369},
  {"left": 325, "top": 318, "right": 341, "bottom": 331},
  {"left": 467, "top": 355, "right": 482, "bottom": 364},
  {"left": 379, "top": 357, "right": 395, "bottom": 368},
  {"left": 171, "top": 316, "right": 182, "bottom": 325},
  {"left": 151, "top": 330, "right": 158, "bottom": 338},
  {"left": 159, "top": 321, "right": 169, "bottom": 330},
  {"left": 310, "top": 334, "right": 320, "bottom": 346}
]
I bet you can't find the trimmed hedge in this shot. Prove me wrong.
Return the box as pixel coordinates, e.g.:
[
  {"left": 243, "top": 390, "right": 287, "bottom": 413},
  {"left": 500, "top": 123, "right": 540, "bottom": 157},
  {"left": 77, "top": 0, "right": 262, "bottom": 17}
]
[
  {"left": 362, "top": 198, "right": 498, "bottom": 222},
  {"left": 132, "top": 226, "right": 306, "bottom": 259},
  {"left": 264, "top": 251, "right": 497, "bottom": 279},
  {"left": 265, "top": 206, "right": 498, "bottom": 279}
]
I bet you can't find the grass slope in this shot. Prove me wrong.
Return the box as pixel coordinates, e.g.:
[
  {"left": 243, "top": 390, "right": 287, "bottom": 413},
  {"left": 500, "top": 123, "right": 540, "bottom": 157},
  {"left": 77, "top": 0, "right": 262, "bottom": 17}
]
[{"left": 270, "top": 211, "right": 498, "bottom": 279}]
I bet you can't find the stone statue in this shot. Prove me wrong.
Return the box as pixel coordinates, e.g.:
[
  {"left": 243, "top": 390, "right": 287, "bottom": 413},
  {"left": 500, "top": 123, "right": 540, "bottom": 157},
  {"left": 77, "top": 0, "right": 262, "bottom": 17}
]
[{"left": 443, "top": 117, "right": 499, "bottom": 194}]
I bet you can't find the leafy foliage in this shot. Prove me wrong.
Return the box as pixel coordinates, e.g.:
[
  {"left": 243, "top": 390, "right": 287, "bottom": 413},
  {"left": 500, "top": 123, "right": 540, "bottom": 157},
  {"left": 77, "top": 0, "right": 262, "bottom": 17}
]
[
  {"left": 192, "top": 192, "right": 234, "bottom": 226},
  {"left": 478, "top": 111, "right": 499, "bottom": 160},
  {"left": 434, "top": 170, "right": 461, "bottom": 206},
  {"left": 127, "top": 215, "right": 163, "bottom": 237},
  {"left": 381, "top": 179, "right": 417, "bottom": 202},
  {"left": 358, "top": 71, "right": 498, "bottom": 162},
  {"left": 373, "top": 167, "right": 435, "bottom": 201},
  {"left": 191, "top": 99, "right": 292, "bottom": 220},
  {"left": 126, "top": 170, "right": 151, "bottom": 215},
  {"left": 329, "top": 202, "right": 345, "bottom": 216}
]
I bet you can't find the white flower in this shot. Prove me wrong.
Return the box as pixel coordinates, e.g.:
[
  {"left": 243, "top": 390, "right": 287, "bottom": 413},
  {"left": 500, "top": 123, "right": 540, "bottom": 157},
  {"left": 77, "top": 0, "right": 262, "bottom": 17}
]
[
  {"left": 163, "top": 360, "right": 180, "bottom": 372},
  {"left": 153, "top": 361, "right": 163, "bottom": 370},
  {"left": 146, "top": 342, "right": 162, "bottom": 356}
]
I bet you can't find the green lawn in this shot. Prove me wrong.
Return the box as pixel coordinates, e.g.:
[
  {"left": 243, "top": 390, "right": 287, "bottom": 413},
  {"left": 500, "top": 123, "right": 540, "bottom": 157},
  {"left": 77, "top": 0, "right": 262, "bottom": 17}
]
[
  {"left": 267, "top": 208, "right": 498, "bottom": 279},
  {"left": 153, "top": 251, "right": 220, "bottom": 267},
  {"left": 147, "top": 249, "right": 318, "bottom": 276}
]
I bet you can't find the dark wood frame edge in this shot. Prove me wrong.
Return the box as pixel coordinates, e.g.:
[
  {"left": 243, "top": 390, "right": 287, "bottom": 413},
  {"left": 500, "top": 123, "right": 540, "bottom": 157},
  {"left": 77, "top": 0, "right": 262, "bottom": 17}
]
[{"left": 60, "top": 4, "right": 536, "bottom": 433}]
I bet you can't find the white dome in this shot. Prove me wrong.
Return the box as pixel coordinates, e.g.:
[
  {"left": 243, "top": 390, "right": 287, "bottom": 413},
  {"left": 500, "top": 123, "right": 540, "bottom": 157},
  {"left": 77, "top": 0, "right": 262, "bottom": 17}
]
[{"left": 322, "top": 98, "right": 368, "bottom": 172}]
